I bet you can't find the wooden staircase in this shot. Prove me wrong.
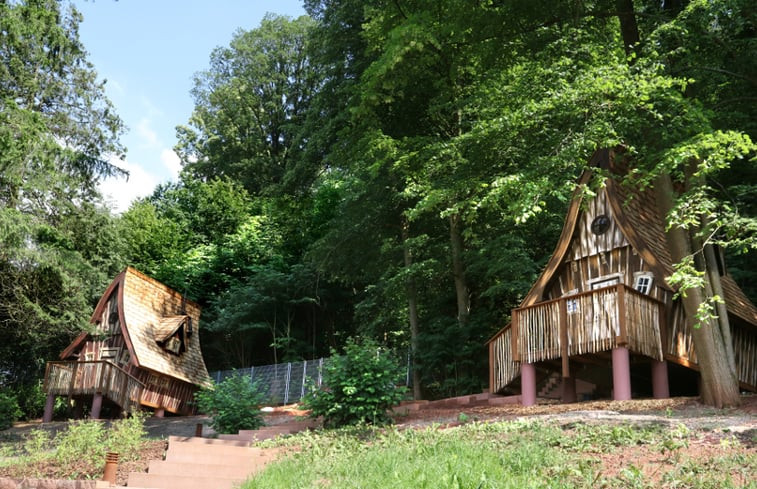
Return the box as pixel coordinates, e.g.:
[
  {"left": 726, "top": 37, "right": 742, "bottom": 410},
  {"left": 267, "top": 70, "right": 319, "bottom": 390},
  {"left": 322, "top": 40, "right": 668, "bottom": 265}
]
[{"left": 121, "top": 421, "right": 315, "bottom": 489}]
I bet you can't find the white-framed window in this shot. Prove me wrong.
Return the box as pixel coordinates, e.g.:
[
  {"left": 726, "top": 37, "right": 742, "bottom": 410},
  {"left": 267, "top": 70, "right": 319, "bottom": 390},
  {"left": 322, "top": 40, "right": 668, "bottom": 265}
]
[
  {"left": 587, "top": 273, "right": 622, "bottom": 290},
  {"left": 634, "top": 272, "right": 654, "bottom": 295},
  {"left": 118, "top": 348, "right": 130, "bottom": 366},
  {"left": 100, "top": 347, "right": 120, "bottom": 360}
]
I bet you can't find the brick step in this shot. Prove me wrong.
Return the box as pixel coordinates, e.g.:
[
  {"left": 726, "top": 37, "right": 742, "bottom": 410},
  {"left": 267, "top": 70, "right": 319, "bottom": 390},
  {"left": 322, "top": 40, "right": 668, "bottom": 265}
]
[{"left": 127, "top": 472, "right": 246, "bottom": 489}]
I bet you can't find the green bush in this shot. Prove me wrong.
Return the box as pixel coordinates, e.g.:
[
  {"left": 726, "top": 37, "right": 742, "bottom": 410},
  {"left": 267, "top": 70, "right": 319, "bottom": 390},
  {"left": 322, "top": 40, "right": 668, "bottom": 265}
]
[
  {"left": 0, "top": 391, "right": 22, "bottom": 430},
  {"left": 54, "top": 420, "right": 107, "bottom": 468},
  {"left": 13, "top": 381, "right": 47, "bottom": 420},
  {"left": 302, "top": 338, "right": 407, "bottom": 428},
  {"left": 195, "top": 374, "right": 266, "bottom": 434},
  {"left": 107, "top": 412, "right": 148, "bottom": 461}
]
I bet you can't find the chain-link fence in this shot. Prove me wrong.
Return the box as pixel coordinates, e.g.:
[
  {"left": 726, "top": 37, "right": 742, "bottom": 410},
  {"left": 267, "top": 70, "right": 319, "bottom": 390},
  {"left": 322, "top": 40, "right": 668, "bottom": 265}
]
[
  {"left": 210, "top": 353, "right": 412, "bottom": 405},
  {"left": 210, "top": 358, "right": 330, "bottom": 405}
]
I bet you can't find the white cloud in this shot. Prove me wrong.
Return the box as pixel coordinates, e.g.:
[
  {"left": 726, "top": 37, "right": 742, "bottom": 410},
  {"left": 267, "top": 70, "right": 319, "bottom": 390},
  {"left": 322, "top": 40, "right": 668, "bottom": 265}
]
[
  {"left": 136, "top": 118, "right": 159, "bottom": 148},
  {"left": 99, "top": 155, "right": 159, "bottom": 213},
  {"left": 161, "top": 148, "right": 182, "bottom": 180}
]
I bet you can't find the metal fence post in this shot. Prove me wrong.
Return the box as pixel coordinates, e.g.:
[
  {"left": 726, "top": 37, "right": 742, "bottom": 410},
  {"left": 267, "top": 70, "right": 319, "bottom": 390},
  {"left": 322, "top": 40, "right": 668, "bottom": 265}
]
[
  {"left": 283, "top": 362, "right": 292, "bottom": 404},
  {"left": 300, "top": 361, "right": 308, "bottom": 399}
]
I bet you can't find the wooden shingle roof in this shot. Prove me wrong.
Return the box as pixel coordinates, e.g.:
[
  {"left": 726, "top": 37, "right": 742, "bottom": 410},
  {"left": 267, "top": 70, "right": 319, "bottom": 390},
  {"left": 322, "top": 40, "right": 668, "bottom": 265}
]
[
  {"left": 61, "top": 267, "right": 212, "bottom": 387},
  {"left": 120, "top": 267, "right": 211, "bottom": 386},
  {"left": 522, "top": 148, "right": 757, "bottom": 326}
]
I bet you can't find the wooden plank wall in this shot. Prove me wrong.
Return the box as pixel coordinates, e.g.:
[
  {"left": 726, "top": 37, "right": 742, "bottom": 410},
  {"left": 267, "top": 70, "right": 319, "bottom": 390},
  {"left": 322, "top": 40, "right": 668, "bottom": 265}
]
[{"left": 732, "top": 323, "right": 757, "bottom": 389}]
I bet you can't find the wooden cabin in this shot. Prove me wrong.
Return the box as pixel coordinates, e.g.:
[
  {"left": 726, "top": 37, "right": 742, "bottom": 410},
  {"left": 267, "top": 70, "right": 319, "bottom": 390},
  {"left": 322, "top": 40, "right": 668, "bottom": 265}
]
[
  {"left": 42, "top": 267, "right": 212, "bottom": 420},
  {"left": 487, "top": 149, "right": 757, "bottom": 404}
]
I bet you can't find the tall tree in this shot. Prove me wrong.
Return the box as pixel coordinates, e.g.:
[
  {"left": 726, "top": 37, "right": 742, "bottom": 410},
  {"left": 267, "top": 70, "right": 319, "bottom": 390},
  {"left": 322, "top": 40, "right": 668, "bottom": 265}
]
[
  {"left": 0, "top": 0, "right": 126, "bottom": 385},
  {"left": 176, "top": 14, "right": 320, "bottom": 196}
]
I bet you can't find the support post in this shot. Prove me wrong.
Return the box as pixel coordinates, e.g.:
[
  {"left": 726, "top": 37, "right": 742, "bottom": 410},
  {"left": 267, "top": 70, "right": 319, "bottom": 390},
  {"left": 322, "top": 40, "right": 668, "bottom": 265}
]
[
  {"left": 611, "top": 347, "right": 632, "bottom": 401},
  {"left": 561, "top": 376, "right": 577, "bottom": 403},
  {"left": 153, "top": 407, "right": 165, "bottom": 418},
  {"left": 521, "top": 363, "right": 536, "bottom": 406},
  {"left": 559, "top": 299, "right": 570, "bottom": 378},
  {"left": 42, "top": 393, "right": 55, "bottom": 423},
  {"left": 73, "top": 399, "right": 84, "bottom": 419},
  {"left": 91, "top": 392, "right": 104, "bottom": 419},
  {"left": 651, "top": 359, "right": 670, "bottom": 399}
]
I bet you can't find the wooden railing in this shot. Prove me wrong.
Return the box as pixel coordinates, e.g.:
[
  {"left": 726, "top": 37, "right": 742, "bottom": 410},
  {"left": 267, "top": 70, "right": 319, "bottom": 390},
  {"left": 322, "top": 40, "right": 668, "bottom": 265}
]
[
  {"left": 44, "top": 361, "right": 145, "bottom": 413},
  {"left": 489, "top": 284, "right": 665, "bottom": 392}
]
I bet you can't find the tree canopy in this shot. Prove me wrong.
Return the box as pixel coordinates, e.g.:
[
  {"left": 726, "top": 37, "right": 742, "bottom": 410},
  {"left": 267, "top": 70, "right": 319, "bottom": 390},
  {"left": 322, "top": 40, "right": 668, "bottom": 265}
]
[{"left": 2, "top": 0, "right": 755, "bottom": 409}]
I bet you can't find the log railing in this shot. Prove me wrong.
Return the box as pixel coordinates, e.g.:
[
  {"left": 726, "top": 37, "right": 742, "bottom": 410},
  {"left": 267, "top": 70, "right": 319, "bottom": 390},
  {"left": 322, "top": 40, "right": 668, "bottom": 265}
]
[
  {"left": 489, "top": 284, "right": 664, "bottom": 392},
  {"left": 44, "top": 361, "right": 145, "bottom": 413}
]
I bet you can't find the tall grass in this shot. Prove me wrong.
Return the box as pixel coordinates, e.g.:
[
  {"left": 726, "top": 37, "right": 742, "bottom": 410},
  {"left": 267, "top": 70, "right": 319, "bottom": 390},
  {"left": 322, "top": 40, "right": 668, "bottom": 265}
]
[{"left": 242, "top": 420, "right": 757, "bottom": 489}]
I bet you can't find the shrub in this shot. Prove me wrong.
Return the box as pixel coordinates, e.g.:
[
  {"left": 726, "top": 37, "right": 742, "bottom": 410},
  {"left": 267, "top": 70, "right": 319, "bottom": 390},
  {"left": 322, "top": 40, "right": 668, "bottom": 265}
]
[
  {"left": 0, "top": 391, "right": 22, "bottom": 429},
  {"left": 302, "top": 338, "right": 407, "bottom": 428},
  {"left": 54, "top": 420, "right": 107, "bottom": 468},
  {"left": 107, "top": 412, "right": 148, "bottom": 461},
  {"left": 13, "top": 381, "right": 47, "bottom": 420},
  {"left": 195, "top": 374, "right": 266, "bottom": 434}
]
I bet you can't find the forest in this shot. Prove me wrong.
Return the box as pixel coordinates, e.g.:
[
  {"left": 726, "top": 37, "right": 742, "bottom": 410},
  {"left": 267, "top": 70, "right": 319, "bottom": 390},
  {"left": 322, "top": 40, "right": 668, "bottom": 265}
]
[{"left": 1, "top": 0, "right": 755, "bottom": 411}]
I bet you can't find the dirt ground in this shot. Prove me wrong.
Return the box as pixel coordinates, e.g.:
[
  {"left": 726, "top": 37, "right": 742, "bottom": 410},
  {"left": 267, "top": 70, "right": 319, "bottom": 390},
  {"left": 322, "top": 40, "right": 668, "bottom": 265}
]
[{"left": 1, "top": 395, "right": 755, "bottom": 485}]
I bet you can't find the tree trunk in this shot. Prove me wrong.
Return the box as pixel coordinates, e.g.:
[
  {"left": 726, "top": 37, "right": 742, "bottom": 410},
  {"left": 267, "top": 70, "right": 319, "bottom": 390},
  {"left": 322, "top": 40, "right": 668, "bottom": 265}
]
[
  {"left": 401, "top": 216, "right": 423, "bottom": 400},
  {"left": 655, "top": 175, "right": 740, "bottom": 407},
  {"left": 449, "top": 212, "right": 470, "bottom": 327},
  {"left": 616, "top": 0, "right": 640, "bottom": 58}
]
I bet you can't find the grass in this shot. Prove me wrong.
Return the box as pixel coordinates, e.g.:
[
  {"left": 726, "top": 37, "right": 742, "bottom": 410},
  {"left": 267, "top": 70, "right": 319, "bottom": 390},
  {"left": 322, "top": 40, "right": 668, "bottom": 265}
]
[{"left": 241, "top": 420, "right": 757, "bottom": 489}]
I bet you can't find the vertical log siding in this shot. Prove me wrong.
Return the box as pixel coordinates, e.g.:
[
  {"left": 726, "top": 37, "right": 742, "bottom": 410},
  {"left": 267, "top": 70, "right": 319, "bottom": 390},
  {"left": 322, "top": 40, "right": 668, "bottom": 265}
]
[
  {"left": 489, "top": 325, "right": 519, "bottom": 392},
  {"left": 489, "top": 284, "right": 665, "bottom": 393},
  {"left": 44, "top": 361, "right": 144, "bottom": 413}
]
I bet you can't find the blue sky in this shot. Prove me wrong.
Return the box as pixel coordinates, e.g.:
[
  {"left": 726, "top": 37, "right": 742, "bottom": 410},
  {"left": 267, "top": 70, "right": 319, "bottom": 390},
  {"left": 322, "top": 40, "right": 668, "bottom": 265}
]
[{"left": 73, "top": 0, "right": 306, "bottom": 211}]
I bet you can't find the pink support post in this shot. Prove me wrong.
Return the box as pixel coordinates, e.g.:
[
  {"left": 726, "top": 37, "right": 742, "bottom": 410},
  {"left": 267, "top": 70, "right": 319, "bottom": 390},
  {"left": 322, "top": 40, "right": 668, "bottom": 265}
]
[
  {"left": 42, "top": 393, "right": 55, "bottom": 423},
  {"left": 561, "top": 376, "right": 577, "bottom": 403},
  {"left": 90, "top": 393, "right": 103, "bottom": 419},
  {"left": 521, "top": 363, "right": 537, "bottom": 406},
  {"left": 153, "top": 408, "right": 165, "bottom": 418},
  {"left": 651, "top": 360, "right": 669, "bottom": 399},
  {"left": 612, "top": 347, "right": 632, "bottom": 401}
]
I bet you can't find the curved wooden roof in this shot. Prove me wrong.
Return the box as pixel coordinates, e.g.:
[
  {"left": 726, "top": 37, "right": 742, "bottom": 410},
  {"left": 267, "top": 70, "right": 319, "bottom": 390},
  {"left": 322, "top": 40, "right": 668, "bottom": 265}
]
[
  {"left": 61, "top": 267, "right": 211, "bottom": 387},
  {"left": 520, "top": 148, "right": 757, "bottom": 326}
]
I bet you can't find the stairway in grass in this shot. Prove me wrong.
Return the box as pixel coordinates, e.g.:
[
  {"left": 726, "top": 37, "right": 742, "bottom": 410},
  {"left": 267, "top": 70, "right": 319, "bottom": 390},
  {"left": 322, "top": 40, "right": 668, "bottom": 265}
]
[{"left": 126, "top": 420, "right": 315, "bottom": 489}]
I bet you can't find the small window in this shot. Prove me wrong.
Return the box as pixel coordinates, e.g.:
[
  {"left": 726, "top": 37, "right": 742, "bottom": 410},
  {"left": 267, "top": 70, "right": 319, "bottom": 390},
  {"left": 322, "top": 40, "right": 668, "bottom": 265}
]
[
  {"left": 566, "top": 299, "right": 579, "bottom": 314},
  {"left": 100, "top": 347, "right": 120, "bottom": 360},
  {"left": 118, "top": 349, "right": 130, "bottom": 366},
  {"left": 84, "top": 352, "right": 94, "bottom": 361},
  {"left": 588, "top": 274, "right": 622, "bottom": 290},
  {"left": 634, "top": 273, "right": 654, "bottom": 294}
]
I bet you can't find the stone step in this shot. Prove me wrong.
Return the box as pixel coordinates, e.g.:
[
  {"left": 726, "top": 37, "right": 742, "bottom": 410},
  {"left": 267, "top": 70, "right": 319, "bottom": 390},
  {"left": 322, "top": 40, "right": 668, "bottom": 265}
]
[
  {"left": 127, "top": 472, "right": 246, "bottom": 489},
  {"left": 147, "top": 459, "right": 267, "bottom": 479},
  {"left": 167, "top": 435, "right": 251, "bottom": 447},
  {"left": 166, "top": 436, "right": 262, "bottom": 456}
]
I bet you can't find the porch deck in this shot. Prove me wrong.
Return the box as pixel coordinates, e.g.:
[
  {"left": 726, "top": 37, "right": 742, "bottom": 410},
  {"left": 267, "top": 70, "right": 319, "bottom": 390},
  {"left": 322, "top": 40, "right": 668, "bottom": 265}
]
[
  {"left": 44, "top": 360, "right": 144, "bottom": 413},
  {"left": 489, "top": 284, "right": 665, "bottom": 393}
]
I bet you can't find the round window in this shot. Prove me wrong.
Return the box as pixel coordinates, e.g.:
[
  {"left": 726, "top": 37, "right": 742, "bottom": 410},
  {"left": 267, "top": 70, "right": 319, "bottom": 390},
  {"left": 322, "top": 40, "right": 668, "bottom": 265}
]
[{"left": 591, "top": 214, "right": 611, "bottom": 235}]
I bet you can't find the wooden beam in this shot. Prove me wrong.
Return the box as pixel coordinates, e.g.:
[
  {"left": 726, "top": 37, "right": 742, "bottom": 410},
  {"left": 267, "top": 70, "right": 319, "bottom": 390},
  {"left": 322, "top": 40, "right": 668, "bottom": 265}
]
[
  {"left": 511, "top": 310, "right": 520, "bottom": 362},
  {"left": 560, "top": 299, "right": 570, "bottom": 377},
  {"left": 616, "top": 284, "right": 628, "bottom": 346}
]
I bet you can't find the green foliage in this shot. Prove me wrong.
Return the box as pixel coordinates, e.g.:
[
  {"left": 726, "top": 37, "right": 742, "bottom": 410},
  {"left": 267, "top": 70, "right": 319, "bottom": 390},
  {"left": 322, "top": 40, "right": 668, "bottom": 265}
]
[
  {"left": 107, "top": 412, "right": 148, "bottom": 462},
  {"left": 53, "top": 420, "right": 107, "bottom": 468},
  {"left": 303, "top": 338, "right": 407, "bottom": 428},
  {"left": 0, "top": 392, "right": 22, "bottom": 430},
  {"left": 11, "top": 381, "right": 47, "bottom": 420},
  {"left": 195, "top": 374, "right": 266, "bottom": 434},
  {"left": 52, "top": 416, "right": 148, "bottom": 469}
]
